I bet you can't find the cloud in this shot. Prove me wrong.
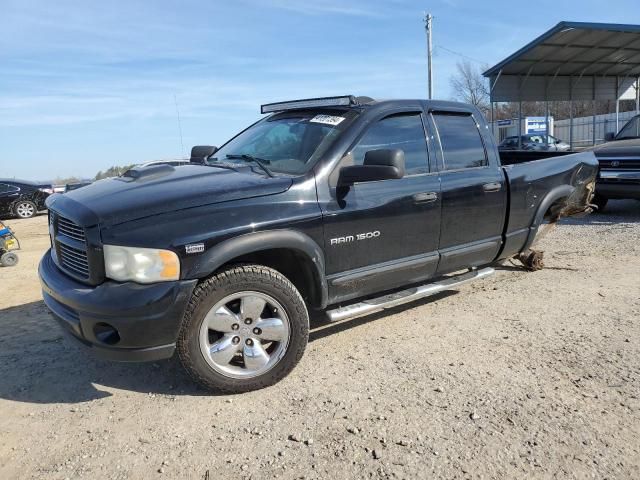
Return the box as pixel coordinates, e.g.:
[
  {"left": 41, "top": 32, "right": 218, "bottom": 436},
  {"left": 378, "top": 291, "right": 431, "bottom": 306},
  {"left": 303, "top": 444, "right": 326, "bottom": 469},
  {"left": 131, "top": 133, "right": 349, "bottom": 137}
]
[
  {"left": 1, "top": 42, "right": 429, "bottom": 127},
  {"left": 239, "top": 0, "right": 383, "bottom": 17}
]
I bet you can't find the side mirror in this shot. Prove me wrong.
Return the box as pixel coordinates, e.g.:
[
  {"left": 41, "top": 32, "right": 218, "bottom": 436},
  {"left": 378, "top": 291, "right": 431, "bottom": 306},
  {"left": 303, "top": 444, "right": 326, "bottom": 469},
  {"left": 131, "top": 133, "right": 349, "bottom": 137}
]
[
  {"left": 556, "top": 139, "right": 562, "bottom": 144},
  {"left": 338, "top": 149, "right": 405, "bottom": 186},
  {"left": 190, "top": 145, "right": 218, "bottom": 164},
  {"left": 604, "top": 132, "right": 616, "bottom": 142}
]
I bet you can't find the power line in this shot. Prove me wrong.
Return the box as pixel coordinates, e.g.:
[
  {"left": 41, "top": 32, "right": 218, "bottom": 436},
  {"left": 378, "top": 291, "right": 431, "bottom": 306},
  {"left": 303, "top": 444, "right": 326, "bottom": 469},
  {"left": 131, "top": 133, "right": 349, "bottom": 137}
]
[{"left": 436, "top": 45, "right": 488, "bottom": 66}]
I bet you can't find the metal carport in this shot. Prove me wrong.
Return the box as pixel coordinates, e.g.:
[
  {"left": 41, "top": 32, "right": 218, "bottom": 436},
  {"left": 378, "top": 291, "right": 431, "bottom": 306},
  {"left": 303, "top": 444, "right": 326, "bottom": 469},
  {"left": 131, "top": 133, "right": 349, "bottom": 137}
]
[{"left": 483, "top": 21, "right": 640, "bottom": 148}]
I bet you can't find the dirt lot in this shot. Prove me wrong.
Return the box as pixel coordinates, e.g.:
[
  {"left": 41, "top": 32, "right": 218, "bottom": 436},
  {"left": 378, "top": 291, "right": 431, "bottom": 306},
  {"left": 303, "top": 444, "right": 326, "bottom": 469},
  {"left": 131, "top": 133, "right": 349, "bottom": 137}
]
[{"left": 0, "top": 203, "right": 639, "bottom": 480}]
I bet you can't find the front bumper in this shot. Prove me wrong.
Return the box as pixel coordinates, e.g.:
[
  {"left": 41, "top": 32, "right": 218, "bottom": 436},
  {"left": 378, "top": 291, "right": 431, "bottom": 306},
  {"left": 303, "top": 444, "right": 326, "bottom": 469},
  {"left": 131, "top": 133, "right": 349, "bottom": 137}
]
[
  {"left": 596, "top": 181, "right": 640, "bottom": 199},
  {"left": 39, "top": 250, "right": 197, "bottom": 362},
  {"left": 596, "top": 168, "right": 640, "bottom": 199}
]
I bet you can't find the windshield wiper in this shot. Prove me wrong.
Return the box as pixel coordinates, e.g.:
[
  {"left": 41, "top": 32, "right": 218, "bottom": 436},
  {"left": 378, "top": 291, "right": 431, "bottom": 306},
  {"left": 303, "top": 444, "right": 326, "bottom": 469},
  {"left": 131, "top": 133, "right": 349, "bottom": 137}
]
[
  {"left": 203, "top": 160, "right": 239, "bottom": 172},
  {"left": 225, "top": 154, "right": 274, "bottom": 177}
]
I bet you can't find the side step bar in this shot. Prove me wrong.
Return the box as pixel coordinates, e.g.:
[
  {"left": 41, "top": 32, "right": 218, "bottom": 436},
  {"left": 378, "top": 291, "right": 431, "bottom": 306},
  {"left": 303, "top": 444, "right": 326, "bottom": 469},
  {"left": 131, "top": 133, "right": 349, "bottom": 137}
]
[{"left": 325, "top": 267, "right": 495, "bottom": 323}]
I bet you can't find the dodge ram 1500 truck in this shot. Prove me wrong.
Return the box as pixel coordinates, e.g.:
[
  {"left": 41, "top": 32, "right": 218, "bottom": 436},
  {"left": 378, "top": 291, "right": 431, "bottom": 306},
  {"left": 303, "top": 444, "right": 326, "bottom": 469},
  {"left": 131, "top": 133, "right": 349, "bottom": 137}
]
[{"left": 39, "top": 96, "right": 598, "bottom": 393}]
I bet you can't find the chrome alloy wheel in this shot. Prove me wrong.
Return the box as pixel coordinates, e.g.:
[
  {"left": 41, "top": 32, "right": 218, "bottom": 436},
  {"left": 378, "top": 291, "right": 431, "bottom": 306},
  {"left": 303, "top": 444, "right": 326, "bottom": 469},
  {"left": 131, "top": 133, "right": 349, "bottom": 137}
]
[
  {"left": 199, "top": 291, "right": 291, "bottom": 379},
  {"left": 16, "top": 202, "right": 35, "bottom": 218}
]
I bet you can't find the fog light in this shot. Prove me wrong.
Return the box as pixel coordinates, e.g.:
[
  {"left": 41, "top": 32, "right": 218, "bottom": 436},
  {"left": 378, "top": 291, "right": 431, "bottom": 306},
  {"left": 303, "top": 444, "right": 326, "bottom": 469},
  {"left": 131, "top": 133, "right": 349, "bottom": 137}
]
[{"left": 94, "top": 323, "right": 121, "bottom": 345}]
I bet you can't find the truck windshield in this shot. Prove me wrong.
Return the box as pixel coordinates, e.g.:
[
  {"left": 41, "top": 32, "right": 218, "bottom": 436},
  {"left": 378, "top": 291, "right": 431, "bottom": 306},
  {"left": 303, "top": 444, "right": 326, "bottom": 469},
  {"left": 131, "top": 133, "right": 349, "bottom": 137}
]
[
  {"left": 616, "top": 116, "right": 640, "bottom": 140},
  {"left": 209, "top": 110, "right": 358, "bottom": 175}
]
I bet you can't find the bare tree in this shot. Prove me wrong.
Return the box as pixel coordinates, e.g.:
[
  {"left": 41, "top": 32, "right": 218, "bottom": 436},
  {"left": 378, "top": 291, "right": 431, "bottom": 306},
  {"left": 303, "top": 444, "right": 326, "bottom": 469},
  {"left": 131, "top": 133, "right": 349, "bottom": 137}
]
[{"left": 449, "top": 60, "right": 490, "bottom": 115}]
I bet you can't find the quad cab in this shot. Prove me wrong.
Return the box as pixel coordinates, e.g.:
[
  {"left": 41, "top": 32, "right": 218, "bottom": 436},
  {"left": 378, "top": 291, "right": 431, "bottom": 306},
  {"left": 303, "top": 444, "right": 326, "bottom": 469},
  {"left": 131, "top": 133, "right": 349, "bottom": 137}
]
[{"left": 39, "top": 96, "right": 597, "bottom": 393}]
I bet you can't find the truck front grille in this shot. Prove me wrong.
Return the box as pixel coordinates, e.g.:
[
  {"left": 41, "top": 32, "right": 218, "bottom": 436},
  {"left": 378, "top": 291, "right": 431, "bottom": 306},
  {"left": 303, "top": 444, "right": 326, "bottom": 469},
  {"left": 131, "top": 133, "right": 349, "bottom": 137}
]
[
  {"left": 58, "top": 243, "right": 90, "bottom": 278},
  {"left": 598, "top": 158, "right": 640, "bottom": 170},
  {"left": 57, "top": 216, "right": 86, "bottom": 243},
  {"left": 49, "top": 210, "right": 99, "bottom": 283}
]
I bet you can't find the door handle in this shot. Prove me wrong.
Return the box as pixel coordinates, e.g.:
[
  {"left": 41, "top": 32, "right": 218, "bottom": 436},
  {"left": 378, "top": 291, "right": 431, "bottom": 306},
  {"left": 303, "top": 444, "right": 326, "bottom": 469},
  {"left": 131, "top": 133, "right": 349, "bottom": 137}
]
[
  {"left": 412, "top": 191, "right": 438, "bottom": 204},
  {"left": 482, "top": 182, "right": 502, "bottom": 193}
]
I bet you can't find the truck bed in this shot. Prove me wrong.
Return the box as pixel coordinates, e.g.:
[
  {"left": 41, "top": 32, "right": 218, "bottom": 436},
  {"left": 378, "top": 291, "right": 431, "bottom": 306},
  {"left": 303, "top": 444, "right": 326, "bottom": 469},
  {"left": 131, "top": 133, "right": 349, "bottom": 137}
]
[
  {"left": 499, "top": 150, "right": 576, "bottom": 166},
  {"left": 498, "top": 151, "right": 598, "bottom": 260}
]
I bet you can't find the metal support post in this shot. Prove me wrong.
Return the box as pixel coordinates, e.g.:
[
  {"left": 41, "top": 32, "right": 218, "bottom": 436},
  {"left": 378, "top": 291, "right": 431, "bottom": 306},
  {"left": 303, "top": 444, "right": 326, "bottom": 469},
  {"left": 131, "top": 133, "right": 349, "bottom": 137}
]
[
  {"left": 518, "top": 101, "right": 523, "bottom": 149},
  {"left": 592, "top": 76, "right": 597, "bottom": 146},
  {"left": 615, "top": 76, "right": 620, "bottom": 133},
  {"left": 545, "top": 101, "right": 550, "bottom": 139},
  {"left": 569, "top": 77, "right": 574, "bottom": 150}
]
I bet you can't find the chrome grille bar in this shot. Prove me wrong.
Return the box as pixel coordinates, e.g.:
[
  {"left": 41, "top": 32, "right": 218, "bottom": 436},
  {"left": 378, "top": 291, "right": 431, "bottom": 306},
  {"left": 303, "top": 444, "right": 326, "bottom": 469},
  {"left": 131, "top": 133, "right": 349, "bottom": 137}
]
[
  {"left": 58, "top": 243, "right": 90, "bottom": 278},
  {"left": 57, "top": 216, "right": 86, "bottom": 243}
]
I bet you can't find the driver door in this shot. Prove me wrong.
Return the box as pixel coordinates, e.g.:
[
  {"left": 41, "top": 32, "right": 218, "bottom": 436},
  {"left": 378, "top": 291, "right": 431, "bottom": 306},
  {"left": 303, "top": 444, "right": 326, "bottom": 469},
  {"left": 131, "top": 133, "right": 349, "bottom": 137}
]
[{"left": 319, "top": 110, "right": 442, "bottom": 304}]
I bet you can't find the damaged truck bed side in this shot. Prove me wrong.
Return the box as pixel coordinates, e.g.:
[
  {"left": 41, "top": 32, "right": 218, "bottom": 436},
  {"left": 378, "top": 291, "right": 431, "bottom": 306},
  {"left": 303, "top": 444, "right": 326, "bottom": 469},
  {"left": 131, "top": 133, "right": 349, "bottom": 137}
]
[
  {"left": 39, "top": 96, "right": 598, "bottom": 393},
  {"left": 498, "top": 150, "right": 597, "bottom": 269}
]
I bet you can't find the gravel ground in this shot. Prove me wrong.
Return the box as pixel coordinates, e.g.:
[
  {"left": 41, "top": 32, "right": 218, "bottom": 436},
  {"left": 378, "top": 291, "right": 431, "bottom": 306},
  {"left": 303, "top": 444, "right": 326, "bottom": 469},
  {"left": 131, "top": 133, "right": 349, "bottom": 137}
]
[{"left": 0, "top": 201, "right": 639, "bottom": 479}]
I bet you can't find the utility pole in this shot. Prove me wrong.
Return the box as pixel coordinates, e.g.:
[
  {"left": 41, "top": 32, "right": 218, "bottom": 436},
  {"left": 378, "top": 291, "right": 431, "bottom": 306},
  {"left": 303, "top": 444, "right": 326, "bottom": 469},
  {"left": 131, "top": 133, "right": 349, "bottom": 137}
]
[
  {"left": 424, "top": 13, "right": 433, "bottom": 100},
  {"left": 174, "top": 93, "right": 185, "bottom": 158}
]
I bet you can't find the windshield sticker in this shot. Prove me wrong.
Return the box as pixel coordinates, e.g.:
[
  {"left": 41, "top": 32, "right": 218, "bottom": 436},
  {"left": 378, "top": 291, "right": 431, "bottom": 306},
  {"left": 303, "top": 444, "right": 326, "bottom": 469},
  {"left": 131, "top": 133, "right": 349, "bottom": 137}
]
[{"left": 310, "top": 115, "right": 345, "bottom": 126}]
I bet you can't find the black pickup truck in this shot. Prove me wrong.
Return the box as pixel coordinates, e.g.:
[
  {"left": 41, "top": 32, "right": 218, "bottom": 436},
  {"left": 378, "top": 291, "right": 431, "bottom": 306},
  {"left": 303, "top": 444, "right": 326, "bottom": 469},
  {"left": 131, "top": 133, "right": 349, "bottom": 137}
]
[
  {"left": 588, "top": 113, "right": 640, "bottom": 211},
  {"left": 39, "top": 96, "right": 597, "bottom": 393}
]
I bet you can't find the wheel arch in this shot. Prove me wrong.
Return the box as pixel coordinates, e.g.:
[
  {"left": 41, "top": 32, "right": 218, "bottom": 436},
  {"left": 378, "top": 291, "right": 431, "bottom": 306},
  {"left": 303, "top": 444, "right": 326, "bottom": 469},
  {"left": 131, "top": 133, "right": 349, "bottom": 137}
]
[
  {"left": 188, "top": 230, "right": 328, "bottom": 309},
  {"left": 522, "top": 184, "right": 574, "bottom": 251}
]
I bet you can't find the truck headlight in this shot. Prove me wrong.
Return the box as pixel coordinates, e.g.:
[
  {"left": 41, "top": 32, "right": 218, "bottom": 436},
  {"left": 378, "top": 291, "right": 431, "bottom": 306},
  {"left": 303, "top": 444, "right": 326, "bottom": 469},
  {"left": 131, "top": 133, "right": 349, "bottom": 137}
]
[{"left": 103, "top": 245, "right": 180, "bottom": 283}]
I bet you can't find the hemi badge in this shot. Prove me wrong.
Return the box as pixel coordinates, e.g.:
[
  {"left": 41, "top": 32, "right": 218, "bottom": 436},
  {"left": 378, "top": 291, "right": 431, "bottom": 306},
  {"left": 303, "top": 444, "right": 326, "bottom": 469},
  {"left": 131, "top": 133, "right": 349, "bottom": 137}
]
[{"left": 185, "top": 243, "right": 205, "bottom": 254}]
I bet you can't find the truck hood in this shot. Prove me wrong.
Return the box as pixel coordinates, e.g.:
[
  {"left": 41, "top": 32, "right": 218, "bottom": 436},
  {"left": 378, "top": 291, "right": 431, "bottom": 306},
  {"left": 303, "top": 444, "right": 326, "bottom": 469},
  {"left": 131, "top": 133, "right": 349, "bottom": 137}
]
[
  {"left": 587, "top": 138, "right": 640, "bottom": 157},
  {"left": 46, "top": 164, "right": 293, "bottom": 226}
]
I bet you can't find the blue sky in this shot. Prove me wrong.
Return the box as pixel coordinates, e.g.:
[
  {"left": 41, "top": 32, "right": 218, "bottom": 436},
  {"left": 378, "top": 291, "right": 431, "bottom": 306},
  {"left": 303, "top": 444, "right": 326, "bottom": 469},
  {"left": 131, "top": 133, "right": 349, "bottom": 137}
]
[{"left": 1, "top": 0, "right": 638, "bottom": 181}]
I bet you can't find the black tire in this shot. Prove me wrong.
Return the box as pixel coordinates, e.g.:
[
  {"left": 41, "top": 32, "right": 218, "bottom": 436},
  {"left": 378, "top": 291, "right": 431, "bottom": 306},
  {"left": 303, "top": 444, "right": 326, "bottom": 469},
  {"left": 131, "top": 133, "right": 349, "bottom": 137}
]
[
  {"left": 0, "top": 252, "right": 19, "bottom": 267},
  {"left": 177, "top": 265, "right": 309, "bottom": 393},
  {"left": 13, "top": 200, "right": 37, "bottom": 219},
  {"left": 592, "top": 194, "right": 608, "bottom": 213}
]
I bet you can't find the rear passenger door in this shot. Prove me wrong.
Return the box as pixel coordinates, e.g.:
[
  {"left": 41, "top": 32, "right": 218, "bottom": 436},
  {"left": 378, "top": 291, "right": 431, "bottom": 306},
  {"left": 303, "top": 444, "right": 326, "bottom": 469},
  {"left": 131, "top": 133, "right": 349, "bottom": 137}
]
[
  {"left": 0, "top": 183, "right": 20, "bottom": 214},
  {"left": 429, "top": 111, "right": 506, "bottom": 274}
]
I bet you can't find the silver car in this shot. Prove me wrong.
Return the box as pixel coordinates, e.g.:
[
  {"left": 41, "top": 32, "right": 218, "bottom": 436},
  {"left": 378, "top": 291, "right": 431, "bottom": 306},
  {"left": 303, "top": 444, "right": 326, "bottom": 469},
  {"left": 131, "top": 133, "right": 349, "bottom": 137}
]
[{"left": 499, "top": 134, "right": 571, "bottom": 152}]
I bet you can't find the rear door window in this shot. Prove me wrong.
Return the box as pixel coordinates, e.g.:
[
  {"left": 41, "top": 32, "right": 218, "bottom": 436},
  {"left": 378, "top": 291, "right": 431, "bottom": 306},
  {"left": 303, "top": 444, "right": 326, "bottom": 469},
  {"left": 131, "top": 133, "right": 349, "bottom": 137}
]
[
  {"left": 432, "top": 113, "right": 487, "bottom": 170},
  {"left": 0, "top": 183, "right": 19, "bottom": 194},
  {"left": 617, "top": 116, "right": 640, "bottom": 139}
]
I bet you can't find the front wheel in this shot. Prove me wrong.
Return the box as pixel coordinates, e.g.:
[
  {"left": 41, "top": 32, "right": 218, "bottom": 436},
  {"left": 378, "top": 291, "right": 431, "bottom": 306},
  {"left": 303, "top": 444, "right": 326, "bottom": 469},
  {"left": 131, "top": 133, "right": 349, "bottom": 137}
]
[
  {"left": 0, "top": 252, "right": 19, "bottom": 267},
  {"left": 14, "top": 200, "right": 37, "bottom": 219},
  {"left": 177, "top": 265, "right": 309, "bottom": 393}
]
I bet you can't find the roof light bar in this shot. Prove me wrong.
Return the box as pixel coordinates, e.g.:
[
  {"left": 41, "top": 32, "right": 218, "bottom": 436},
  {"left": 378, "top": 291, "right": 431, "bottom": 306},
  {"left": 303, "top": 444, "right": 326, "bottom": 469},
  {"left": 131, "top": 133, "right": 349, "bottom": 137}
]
[{"left": 260, "top": 95, "right": 357, "bottom": 114}]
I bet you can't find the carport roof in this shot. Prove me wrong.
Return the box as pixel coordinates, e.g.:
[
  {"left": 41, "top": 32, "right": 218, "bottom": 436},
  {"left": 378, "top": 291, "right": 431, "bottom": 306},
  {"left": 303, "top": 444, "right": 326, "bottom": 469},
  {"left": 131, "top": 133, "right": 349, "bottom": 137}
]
[
  {"left": 484, "top": 21, "right": 640, "bottom": 78},
  {"left": 483, "top": 22, "right": 640, "bottom": 103}
]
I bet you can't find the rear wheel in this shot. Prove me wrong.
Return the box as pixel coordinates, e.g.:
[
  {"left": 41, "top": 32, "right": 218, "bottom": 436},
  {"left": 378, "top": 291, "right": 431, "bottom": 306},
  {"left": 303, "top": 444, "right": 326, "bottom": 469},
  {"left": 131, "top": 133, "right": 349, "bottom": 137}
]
[
  {"left": 592, "top": 194, "right": 608, "bottom": 212},
  {"left": 177, "top": 265, "right": 309, "bottom": 393},
  {"left": 0, "top": 252, "right": 18, "bottom": 267},
  {"left": 14, "top": 201, "right": 37, "bottom": 219}
]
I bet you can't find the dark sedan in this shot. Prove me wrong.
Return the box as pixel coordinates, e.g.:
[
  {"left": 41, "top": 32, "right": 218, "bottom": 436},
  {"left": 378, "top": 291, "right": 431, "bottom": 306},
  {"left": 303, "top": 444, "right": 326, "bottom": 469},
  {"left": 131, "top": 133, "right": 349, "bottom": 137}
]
[
  {"left": 0, "top": 179, "right": 52, "bottom": 219},
  {"left": 499, "top": 134, "right": 571, "bottom": 152}
]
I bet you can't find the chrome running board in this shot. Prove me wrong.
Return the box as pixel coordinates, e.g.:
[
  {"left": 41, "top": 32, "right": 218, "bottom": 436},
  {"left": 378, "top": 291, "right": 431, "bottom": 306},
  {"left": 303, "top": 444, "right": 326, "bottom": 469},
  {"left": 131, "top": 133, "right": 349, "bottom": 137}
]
[{"left": 326, "top": 267, "right": 494, "bottom": 323}]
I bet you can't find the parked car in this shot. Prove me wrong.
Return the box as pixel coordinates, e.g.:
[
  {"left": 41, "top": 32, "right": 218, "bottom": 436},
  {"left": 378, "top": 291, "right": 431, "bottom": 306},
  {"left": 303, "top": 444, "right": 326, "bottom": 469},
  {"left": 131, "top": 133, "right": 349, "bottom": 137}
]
[
  {"left": 39, "top": 96, "right": 597, "bottom": 393},
  {"left": 586, "top": 114, "right": 640, "bottom": 211},
  {"left": 0, "top": 179, "right": 51, "bottom": 218},
  {"left": 499, "top": 134, "right": 570, "bottom": 152}
]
